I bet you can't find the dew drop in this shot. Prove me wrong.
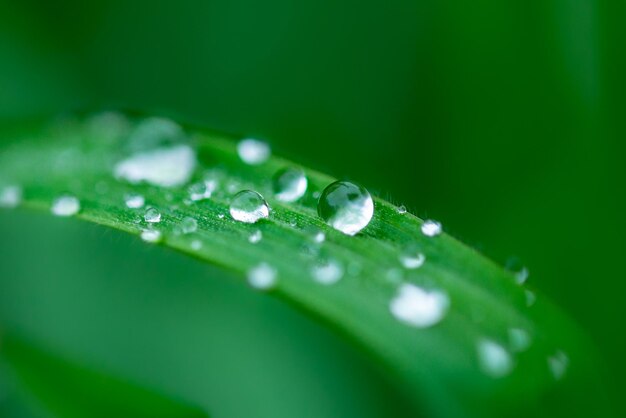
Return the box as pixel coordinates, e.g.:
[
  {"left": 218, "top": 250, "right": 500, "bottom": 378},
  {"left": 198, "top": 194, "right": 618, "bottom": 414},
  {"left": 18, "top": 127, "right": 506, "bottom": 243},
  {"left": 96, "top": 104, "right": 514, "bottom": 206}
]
[
  {"left": 272, "top": 168, "right": 307, "bottom": 202},
  {"left": 505, "top": 257, "right": 529, "bottom": 285},
  {"left": 229, "top": 190, "right": 270, "bottom": 223},
  {"left": 399, "top": 249, "right": 426, "bottom": 269},
  {"left": 124, "top": 193, "right": 145, "bottom": 209},
  {"left": 317, "top": 181, "right": 374, "bottom": 236},
  {"left": 140, "top": 229, "right": 162, "bottom": 243},
  {"left": 0, "top": 185, "right": 22, "bottom": 208},
  {"left": 477, "top": 339, "right": 514, "bottom": 378},
  {"left": 189, "top": 179, "right": 217, "bottom": 201},
  {"left": 508, "top": 328, "right": 531, "bottom": 352},
  {"left": 190, "top": 240, "right": 202, "bottom": 251},
  {"left": 128, "top": 117, "right": 184, "bottom": 151},
  {"left": 114, "top": 145, "right": 196, "bottom": 188},
  {"left": 237, "top": 138, "right": 270, "bottom": 165},
  {"left": 144, "top": 207, "right": 161, "bottom": 223},
  {"left": 180, "top": 216, "right": 198, "bottom": 234},
  {"left": 247, "top": 262, "right": 277, "bottom": 290},
  {"left": 548, "top": 350, "right": 569, "bottom": 380},
  {"left": 397, "top": 205, "right": 407, "bottom": 214},
  {"left": 311, "top": 259, "right": 344, "bottom": 285},
  {"left": 248, "top": 229, "right": 263, "bottom": 244},
  {"left": 421, "top": 220, "right": 442, "bottom": 237},
  {"left": 314, "top": 231, "right": 326, "bottom": 243},
  {"left": 51, "top": 196, "right": 80, "bottom": 217},
  {"left": 389, "top": 284, "right": 449, "bottom": 328}
]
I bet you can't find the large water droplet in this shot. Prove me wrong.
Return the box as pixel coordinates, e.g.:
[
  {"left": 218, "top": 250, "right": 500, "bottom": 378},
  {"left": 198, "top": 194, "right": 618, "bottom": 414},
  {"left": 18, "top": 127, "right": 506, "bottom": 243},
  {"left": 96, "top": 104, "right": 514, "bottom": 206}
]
[
  {"left": 237, "top": 138, "right": 270, "bottom": 165},
  {"left": 477, "top": 339, "right": 513, "bottom": 378},
  {"left": 272, "top": 168, "right": 307, "bottom": 202},
  {"left": 114, "top": 145, "right": 196, "bottom": 188},
  {"left": 399, "top": 248, "right": 426, "bottom": 269},
  {"left": 317, "top": 181, "right": 374, "bottom": 236},
  {"left": 124, "top": 193, "right": 145, "bottom": 209},
  {"left": 508, "top": 328, "right": 531, "bottom": 352},
  {"left": 389, "top": 284, "right": 449, "bottom": 328},
  {"left": 311, "top": 259, "right": 344, "bottom": 285},
  {"left": 505, "top": 257, "right": 529, "bottom": 285},
  {"left": 141, "top": 229, "right": 162, "bottom": 243},
  {"left": 230, "top": 190, "right": 270, "bottom": 223},
  {"left": 51, "top": 196, "right": 80, "bottom": 217},
  {"left": 421, "top": 220, "right": 442, "bottom": 237},
  {"left": 548, "top": 350, "right": 569, "bottom": 380},
  {"left": 0, "top": 185, "right": 22, "bottom": 208},
  {"left": 144, "top": 207, "right": 161, "bottom": 223},
  {"left": 247, "top": 262, "right": 277, "bottom": 290}
]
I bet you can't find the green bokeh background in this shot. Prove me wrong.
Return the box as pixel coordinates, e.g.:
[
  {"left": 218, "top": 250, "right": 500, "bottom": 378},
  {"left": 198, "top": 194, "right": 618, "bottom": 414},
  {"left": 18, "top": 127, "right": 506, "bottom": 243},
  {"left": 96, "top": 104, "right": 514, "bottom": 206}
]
[{"left": 1, "top": 1, "right": 624, "bottom": 417}]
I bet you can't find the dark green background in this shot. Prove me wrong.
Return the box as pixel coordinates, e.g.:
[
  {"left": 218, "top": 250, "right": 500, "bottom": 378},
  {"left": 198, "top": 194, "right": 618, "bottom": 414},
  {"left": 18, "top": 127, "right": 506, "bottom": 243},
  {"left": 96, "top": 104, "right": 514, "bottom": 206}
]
[{"left": 1, "top": 1, "right": 624, "bottom": 417}]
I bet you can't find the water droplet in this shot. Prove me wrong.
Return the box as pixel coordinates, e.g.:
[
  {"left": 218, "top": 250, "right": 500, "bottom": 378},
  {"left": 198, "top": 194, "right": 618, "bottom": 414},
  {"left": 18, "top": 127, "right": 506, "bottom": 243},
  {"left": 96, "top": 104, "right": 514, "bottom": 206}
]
[
  {"left": 128, "top": 117, "right": 185, "bottom": 151},
  {"left": 272, "top": 168, "right": 307, "bottom": 202},
  {"left": 314, "top": 231, "right": 326, "bottom": 243},
  {"left": 51, "top": 196, "right": 80, "bottom": 217},
  {"left": 508, "top": 328, "right": 531, "bottom": 352},
  {"left": 548, "top": 350, "right": 569, "bottom": 380},
  {"left": 397, "top": 205, "right": 407, "bottom": 214},
  {"left": 311, "top": 259, "right": 344, "bottom": 285},
  {"left": 141, "top": 229, "right": 162, "bottom": 243},
  {"left": 525, "top": 289, "right": 536, "bottom": 307},
  {"left": 229, "top": 190, "right": 270, "bottom": 223},
  {"left": 389, "top": 284, "right": 449, "bottom": 328},
  {"left": 217, "top": 213, "right": 225, "bottom": 219},
  {"left": 248, "top": 229, "right": 263, "bottom": 244},
  {"left": 144, "top": 207, "right": 161, "bottom": 223},
  {"left": 189, "top": 179, "right": 217, "bottom": 201},
  {"left": 190, "top": 240, "right": 202, "bottom": 251},
  {"left": 237, "top": 138, "right": 270, "bottom": 165},
  {"left": 247, "top": 262, "right": 277, "bottom": 290},
  {"left": 421, "top": 220, "right": 442, "bottom": 237},
  {"left": 399, "top": 249, "right": 426, "bottom": 269},
  {"left": 114, "top": 145, "right": 196, "bottom": 188},
  {"left": 124, "top": 193, "right": 145, "bottom": 209},
  {"left": 0, "top": 185, "right": 22, "bottom": 208},
  {"left": 477, "top": 339, "right": 514, "bottom": 378},
  {"left": 180, "top": 216, "right": 198, "bottom": 234},
  {"left": 317, "top": 181, "right": 374, "bottom": 236},
  {"left": 505, "top": 257, "right": 529, "bottom": 285}
]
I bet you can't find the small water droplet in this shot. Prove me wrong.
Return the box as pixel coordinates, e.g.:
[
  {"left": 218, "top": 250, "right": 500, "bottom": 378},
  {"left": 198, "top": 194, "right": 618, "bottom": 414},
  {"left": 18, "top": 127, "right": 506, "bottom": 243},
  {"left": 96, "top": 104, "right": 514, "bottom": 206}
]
[
  {"left": 190, "top": 240, "right": 202, "bottom": 251},
  {"left": 229, "top": 190, "right": 270, "bottom": 223},
  {"left": 237, "top": 138, "right": 270, "bottom": 165},
  {"left": 124, "top": 193, "right": 145, "bottom": 209},
  {"left": 548, "top": 350, "right": 569, "bottom": 380},
  {"left": 189, "top": 179, "right": 217, "bottom": 201},
  {"left": 114, "top": 145, "right": 196, "bottom": 188},
  {"left": 180, "top": 216, "right": 198, "bottom": 234},
  {"left": 389, "top": 284, "right": 449, "bottom": 328},
  {"left": 421, "top": 220, "right": 442, "bottom": 237},
  {"left": 505, "top": 257, "right": 529, "bottom": 285},
  {"left": 288, "top": 219, "right": 298, "bottom": 227},
  {"left": 508, "top": 328, "right": 531, "bottom": 352},
  {"left": 314, "top": 231, "right": 326, "bottom": 243},
  {"left": 311, "top": 259, "right": 344, "bottom": 285},
  {"left": 248, "top": 229, "right": 263, "bottom": 244},
  {"left": 397, "top": 205, "right": 407, "bottom": 214},
  {"left": 51, "top": 196, "right": 80, "bottom": 217},
  {"left": 477, "top": 339, "right": 514, "bottom": 378},
  {"left": 247, "top": 262, "right": 277, "bottom": 290},
  {"left": 399, "top": 249, "right": 426, "bottom": 269},
  {"left": 0, "top": 185, "right": 22, "bottom": 208},
  {"left": 144, "top": 207, "right": 161, "bottom": 223},
  {"left": 272, "top": 168, "right": 307, "bottom": 202},
  {"left": 317, "top": 181, "right": 374, "bottom": 236},
  {"left": 141, "top": 229, "right": 162, "bottom": 243},
  {"left": 525, "top": 289, "right": 536, "bottom": 307}
]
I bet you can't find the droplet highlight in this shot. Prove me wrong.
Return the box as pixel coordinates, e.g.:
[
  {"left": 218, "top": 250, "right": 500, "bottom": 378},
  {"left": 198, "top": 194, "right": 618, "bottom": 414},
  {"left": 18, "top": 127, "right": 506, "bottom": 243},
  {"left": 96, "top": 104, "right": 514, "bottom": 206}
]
[
  {"left": 247, "top": 262, "right": 277, "bottom": 290},
  {"left": 272, "top": 168, "right": 307, "bottom": 202},
  {"left": 421, "top": 220, "right": 442, "bottom": 237},
  {"left": 477, "top": 339, "right": 514, "bottom": 378},
  {"left": 124, "top": 193, "right": 145, "bottom": 209},
  {"left": 51, "top": 196, "right": 80, "bottom": 217},
  {"left": 237, "top": 138, "right": 270, "bottom": 165},
  {"left": 230, "top": 190, "right": 270, "bottom": 224},
  {"left": 399, "top": 249, "right": 426, "bottom": 269},
  {"left": 317, "top": 181, "right": 374, "bottom": 236},
  {"left": 311, "top": 259, "right": 344, "bottom": 285}
]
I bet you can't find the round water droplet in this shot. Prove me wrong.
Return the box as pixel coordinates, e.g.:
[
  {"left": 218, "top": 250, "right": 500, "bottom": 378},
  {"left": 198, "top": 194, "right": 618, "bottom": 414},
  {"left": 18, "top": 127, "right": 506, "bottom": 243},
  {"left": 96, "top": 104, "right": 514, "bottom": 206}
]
[
  {"left": 124, "top": 193, "right": 145, "bottom": 209},
  {"left": 51, "top": 196, "right": 80, "bottom": 217},
  {"left": 229, "top": 190, "right": 270, "bottom": 223},
  {"left": 144, "top": 207, "right": 161, "bottom": 223},
  {"left": 548, "top": 350, "right": 569, "bottom": 380},
  {"left": 317, "top": 181, "right": 374, "bottom": 236},
  {"left": 311, "top": 259, "right": 344, "bottom": 285},
  {"left": 189, "top": 179, "right": 217, "bottom": 201},
  {"left": 180, "top": 216, "right": 198, "bottom": 234},
  {"left": 477, "top": 339, "right": 514, "bottom": 378},
  {"left": 247, "top": 262, "right": 277, "bottom": 290},
  {"left": 0, "top": 185, "right": 22, "bottom": 208},
  {"left": 508, "top": 328, "right": 531, "bottom": 352},
  {"left": 389, "top": 284, "right": 449, "bottom": 328},
  {"left": 421, "top": 220, "right": 442, "bottom": 237},
  {"left": 399, "top": 249, "right": 426, "bottom": 269},
  {"left": 397, "top": 205, "right": 407, "bottom": 214},
  {"left": 272, "top": 168, "right": 307, "bottom": 202},
  {"left": 248, "top": 229, "right": 263, "bottom": 244},
  {"left": 237, "top": 138, "right": 270, "bottom": 165},
  {"left": 505, "top": 257, "right": 529, "bottom": 285},
  {"left": 141, "top": 229, "right": 162, "bottom": 243}
]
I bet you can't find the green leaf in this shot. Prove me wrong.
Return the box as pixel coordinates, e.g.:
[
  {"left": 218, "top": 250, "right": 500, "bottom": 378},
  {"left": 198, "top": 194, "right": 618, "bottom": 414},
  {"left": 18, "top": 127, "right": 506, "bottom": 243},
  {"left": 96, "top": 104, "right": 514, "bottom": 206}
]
[
  {"left": 0, "top": 112, "right": 604, "bottom": 417},
  {"left": 1, "top": 334, "right": 207, "bottom": 418}
]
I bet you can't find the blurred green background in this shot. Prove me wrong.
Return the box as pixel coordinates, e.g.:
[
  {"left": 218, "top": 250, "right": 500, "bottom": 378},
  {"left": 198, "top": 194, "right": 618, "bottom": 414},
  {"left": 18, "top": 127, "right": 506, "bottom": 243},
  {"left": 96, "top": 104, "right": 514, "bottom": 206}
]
[{"left": 0, "top": 0, "right": 624, "bottom": 417}]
